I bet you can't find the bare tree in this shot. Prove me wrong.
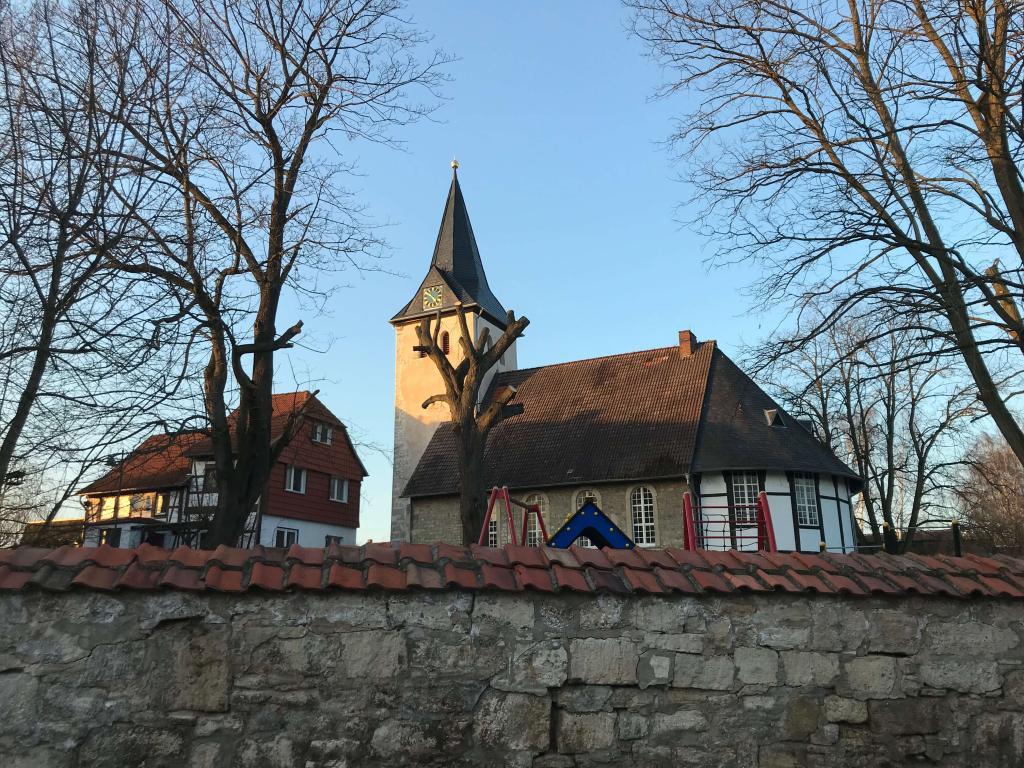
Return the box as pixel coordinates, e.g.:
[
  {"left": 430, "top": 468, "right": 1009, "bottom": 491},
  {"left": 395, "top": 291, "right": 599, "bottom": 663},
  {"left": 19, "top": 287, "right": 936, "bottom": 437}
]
[
  {"left": 94, "top": 0, "right": 446, "bottom": 545},
  {"left": 0, "top": 0, "right": 193, "bottom": 525},
  {"left": 415, "top": 303, "right": 528, "bottom": 544},
  {"left": 956, "top": 433, "right": 1024, "bottom": 556},
  {"left": 629, "top": 0, "right": 1024, "bottom": 466},
  {"left": 758, "top": 310, "right": 978, "bottom": 552}
]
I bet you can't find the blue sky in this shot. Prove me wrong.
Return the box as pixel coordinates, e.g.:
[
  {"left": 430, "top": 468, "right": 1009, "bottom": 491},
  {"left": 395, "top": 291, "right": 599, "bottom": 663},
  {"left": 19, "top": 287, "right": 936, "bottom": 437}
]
[{"left": 278, "top": 2, "right": 786, "bottom": 543}]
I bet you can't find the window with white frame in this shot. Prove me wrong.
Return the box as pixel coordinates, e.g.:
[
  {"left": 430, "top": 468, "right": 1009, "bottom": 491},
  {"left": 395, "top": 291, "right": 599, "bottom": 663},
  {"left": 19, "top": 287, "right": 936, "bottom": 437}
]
[
  {"left": 793, "top": 472, "right": 820, "bottom": 527},
  {"left": 524, "top": 493, "right": 547, "bottom": 547},
  {"left": 312, "top": 422, "right": 333, "bottom": 444},
  {"left": 486, "top": 519, "right": 499, "bottom": 548},
  {"left": 574, "top": 489, "right": 599, "bottom": 547},
  {"left": 325, "top": 535, "right": 344, "bottom": 546},
  {"left": 329, "top": 476, "right": 349, "bottom": 503},
  {"left": 274, "top": 527, "right": 298, "bottom": 547},
  {"left": 284, "top": 465, "right": 307, "bottom": 494},
  {"left": 630, "top": 486, "right": 657, "bottom": 545},
  {"left": 731, "top": 471, "right": 760, "bottom": 524}
]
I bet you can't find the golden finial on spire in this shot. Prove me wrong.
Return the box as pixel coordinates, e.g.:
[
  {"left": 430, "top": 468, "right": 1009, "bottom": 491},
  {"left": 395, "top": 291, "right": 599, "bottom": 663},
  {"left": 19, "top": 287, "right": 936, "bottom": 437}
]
[{"left": 451, "top": 157, "right": 459, "bottom": 172}]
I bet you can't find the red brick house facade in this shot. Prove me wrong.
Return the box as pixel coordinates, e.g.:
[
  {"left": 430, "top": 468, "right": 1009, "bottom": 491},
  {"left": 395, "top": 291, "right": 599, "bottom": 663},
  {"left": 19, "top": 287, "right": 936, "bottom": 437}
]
[{"left": 78, "top": 392, "right": 366, "bottom": 548}]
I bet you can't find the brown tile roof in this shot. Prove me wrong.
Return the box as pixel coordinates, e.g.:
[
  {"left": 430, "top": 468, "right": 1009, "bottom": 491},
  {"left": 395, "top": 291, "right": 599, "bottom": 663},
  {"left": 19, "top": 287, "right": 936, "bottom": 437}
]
[
  {"left": 692, "top": 350, "right": 859, "bottom": 481},
  {"left": 404, "top": 342, "right": 858, "bottom": 497},
  {"left": 2, "top": 544, "right": 1022, "bottom": 599},
  {"left": 405, "top": 342, "right": 717, "bottom": 496},
  {"left": 78, "top": 431, "right": 207, "bottom": 495},
  {"left": 78, "top": 391, "right": 366, "bottom": 495}
]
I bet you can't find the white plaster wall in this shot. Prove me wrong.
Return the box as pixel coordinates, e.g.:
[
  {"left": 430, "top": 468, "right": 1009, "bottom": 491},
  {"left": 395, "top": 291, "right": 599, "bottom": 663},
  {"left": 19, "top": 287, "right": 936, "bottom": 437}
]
[
  {"left": 259, "top": 513, "right": 356, "bottom": 548},
  {"left": 697, "top": 470, "right": 856, "bottom": 554}
]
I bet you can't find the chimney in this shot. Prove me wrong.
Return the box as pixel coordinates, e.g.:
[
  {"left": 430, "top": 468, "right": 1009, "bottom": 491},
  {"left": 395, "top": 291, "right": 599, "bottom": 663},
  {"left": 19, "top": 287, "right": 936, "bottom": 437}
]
[{"left": 678, "top": 330, "right": 698, "bottom": 358}]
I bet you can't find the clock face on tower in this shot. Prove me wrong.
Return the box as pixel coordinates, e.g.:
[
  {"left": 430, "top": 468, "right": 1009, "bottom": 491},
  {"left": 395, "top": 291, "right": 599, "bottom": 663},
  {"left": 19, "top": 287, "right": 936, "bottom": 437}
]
[{"left": 422, "top": 285, "right": 443, "bottom": 310}]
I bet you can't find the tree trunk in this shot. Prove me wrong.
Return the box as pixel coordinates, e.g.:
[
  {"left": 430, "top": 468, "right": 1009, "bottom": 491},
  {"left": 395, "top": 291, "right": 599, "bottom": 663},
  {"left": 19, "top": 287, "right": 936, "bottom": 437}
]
[{"left": 457, "top": 427, "right": 486, "bottom": 545}]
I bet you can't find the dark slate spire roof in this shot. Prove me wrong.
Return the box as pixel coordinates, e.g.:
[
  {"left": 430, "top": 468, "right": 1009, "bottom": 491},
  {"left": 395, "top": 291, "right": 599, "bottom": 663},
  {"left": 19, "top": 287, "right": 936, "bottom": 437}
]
[{"left": 391, "top": 169, "right": 509, "bottom": 327}]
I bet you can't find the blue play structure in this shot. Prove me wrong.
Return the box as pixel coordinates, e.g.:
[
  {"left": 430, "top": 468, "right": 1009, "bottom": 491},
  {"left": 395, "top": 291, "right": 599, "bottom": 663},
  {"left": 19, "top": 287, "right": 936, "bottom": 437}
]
[{"left": 547, "top": 500, "right": 636, "bottom": 549}]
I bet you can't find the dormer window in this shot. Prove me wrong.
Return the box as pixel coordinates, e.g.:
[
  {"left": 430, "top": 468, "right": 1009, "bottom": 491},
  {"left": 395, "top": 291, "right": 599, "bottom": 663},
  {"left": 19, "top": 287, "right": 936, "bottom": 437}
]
[
  {"left": 764, "top": 408, "right": 786, "bottom": 427},
  {"left": 312, "top": 422, "right": 333, "bottom": 445}
]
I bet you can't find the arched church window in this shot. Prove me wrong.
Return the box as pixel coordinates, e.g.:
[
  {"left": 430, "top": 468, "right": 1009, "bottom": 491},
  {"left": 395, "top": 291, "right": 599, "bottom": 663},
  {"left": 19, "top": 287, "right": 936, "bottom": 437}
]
[
  {"left": 441, "top": 331, "right": 450, "bottom": 355},
  {"left": 524, "top": 493, "right": 547, "bottom": 546},
  {"left": 630, "top": 486, "right": 657, "bottom": 546}
]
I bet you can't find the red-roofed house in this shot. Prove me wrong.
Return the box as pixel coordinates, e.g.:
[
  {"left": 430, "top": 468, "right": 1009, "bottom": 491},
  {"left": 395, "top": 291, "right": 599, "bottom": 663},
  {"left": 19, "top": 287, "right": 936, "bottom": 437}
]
[{"left": 78, "top": 392, "right": 367, "bottom": 549}]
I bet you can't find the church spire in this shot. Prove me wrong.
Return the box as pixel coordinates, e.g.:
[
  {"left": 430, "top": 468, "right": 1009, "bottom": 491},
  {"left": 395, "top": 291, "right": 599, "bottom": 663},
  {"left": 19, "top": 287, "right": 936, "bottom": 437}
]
[{"left": 391, "top": 164, "right": 508, "bottom": 327}]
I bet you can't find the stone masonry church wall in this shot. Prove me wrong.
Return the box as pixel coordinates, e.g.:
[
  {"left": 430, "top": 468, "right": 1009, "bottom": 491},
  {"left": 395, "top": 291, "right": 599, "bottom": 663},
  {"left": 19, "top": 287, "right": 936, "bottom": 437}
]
[
  {"left": 410, "top": 479, "right": 690, "bottom": 547},
  {"left": 2, "top": 587, "right": 1023, "bottom": 767}
]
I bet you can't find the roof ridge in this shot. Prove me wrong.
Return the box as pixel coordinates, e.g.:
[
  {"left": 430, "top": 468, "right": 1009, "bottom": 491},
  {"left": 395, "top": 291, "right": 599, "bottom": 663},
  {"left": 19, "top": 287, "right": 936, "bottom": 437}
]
[{"left": 500, "top": 340, "right": 718, "bottom": 378}]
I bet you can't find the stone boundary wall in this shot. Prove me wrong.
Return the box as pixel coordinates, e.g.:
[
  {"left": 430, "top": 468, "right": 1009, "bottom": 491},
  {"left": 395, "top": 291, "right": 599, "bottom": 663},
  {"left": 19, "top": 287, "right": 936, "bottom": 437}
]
[{"left": 1, "top": 588, "right": 1023, "bottom": 767}]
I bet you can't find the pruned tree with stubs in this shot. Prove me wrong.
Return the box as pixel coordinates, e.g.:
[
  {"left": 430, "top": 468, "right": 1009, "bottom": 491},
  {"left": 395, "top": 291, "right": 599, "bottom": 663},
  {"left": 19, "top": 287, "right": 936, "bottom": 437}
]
[
  {"left": 629, "top": 0, "right": 1024, "bottom": 469},
  {"left": 415, "top": 303, "right": 529, "bottom": 545}
]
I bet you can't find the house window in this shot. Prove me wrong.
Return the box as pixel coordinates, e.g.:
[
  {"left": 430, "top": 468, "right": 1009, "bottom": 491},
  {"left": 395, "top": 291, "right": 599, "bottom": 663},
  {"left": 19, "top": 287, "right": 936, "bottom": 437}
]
[
  {"left": 329, "top": 477, "right": 349, "bottom": 503},
  {"left": 731, "top": 471, "right": 760, "bottom": 524},
  {"left": 630, "top": 486, "right": 657, "bottom": 546},
  {"left": 100, "top": 528, "right": 121, "bottom": 547},
  {"left": 312, "top": 422, "right": 333, "bottom": 445},
  {"left": 793, "top": 472, "right": 820, "bottom": 527},
  {"left": 441, "top": 331, "right": 450, "bottom": 355},
  {"left": 274, "top": 527, "right": 298, "bottom": 547},
  {"left": 325, "top": 535, "right": 344, "bottom": 546},
  {"left": 130, "top": 494, "right": 152, "bottom": 515},
  {"left": 524, "top": 494, "right": 547, "bottom": 547},
  {"left": 574, "top": 489, "right": 600, "bottom": 548},
  {"left": 202, "top": 463, "right": 218, "bottom": 493},
  {"left": 486, "top": 519, "right": 498, "bottom": 548},
  {"left": 285, "top": 465, "right": 307, "bottom": 494}
]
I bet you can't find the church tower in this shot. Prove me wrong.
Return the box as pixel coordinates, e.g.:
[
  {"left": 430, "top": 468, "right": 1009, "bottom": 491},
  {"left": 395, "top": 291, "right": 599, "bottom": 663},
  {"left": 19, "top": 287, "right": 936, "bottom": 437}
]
[{"left": 389, "top": 164, "right": 518, "bottom": 541}]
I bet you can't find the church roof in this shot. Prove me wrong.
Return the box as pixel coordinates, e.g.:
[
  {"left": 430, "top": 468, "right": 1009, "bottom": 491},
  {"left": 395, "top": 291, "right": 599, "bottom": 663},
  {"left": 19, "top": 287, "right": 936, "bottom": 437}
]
[
  {"left": 391, "top": 170, "right": 509, "bottom": 327},
  {"left": 402, "top": 341, "right": 860, "bottom": 498}
]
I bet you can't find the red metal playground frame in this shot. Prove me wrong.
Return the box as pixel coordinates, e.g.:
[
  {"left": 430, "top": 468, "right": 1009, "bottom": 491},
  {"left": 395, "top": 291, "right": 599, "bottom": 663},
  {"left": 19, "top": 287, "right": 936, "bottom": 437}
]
[
  {"left": 476, "top": 485, "right": 777, "bottom": 553},
  {"left": 682, "top": 491, "right": 778, "bottom": 552},
  {"left": 477, "top": 486, "right": 549, "bottom": 547}
]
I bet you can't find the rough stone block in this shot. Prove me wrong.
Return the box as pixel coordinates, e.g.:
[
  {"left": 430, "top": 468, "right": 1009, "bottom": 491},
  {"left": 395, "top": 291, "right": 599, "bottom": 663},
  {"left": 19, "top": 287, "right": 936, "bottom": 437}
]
[
  {"left": 473, "top": 594, "right": 534, "bottom": 632},
  {"left": 869, "top": 699, "right": 939, "bottom": 735},
  {"left": 824, "top": 695, "right": 868, "bottom": 724},
  {"left": 783, "top": 696, "right": 820, "bottom": 740},
  {"left": 557, "top": 711, "right": 616, "bottom": 753},
  {"left": 924, "top": 621, "right": 1019, "bottom": 656},
  {"left": 782, "top": 651, "right": 840, "bottom": 687},
  {"left": 339, "top": 630, "right": 406, "bottom": 679},
  {"left": 843, "top": 655, "right": 897, "bottom": 699},
  {"left": 370, "top": 719, "right": 439, "bottom": 759},
  {"left": 673, "top": 653, "right": 735, "bottom": 690},
  {"left": 556, "top": 685, "right": 613, "bottom": 713},
  {"left": 492, "top": 641, "right": 568, "bottom": 694},
  {"left": 651, "top": 708, "right": 709, "bottom": 736},
  {"left": 474, "top": 691, "right": 551, "bottom": 752},
  {"left": 917, "top": 657, "right": 1001, "bottom": 694},
  {"left": 637, "top": 650, "right": 673, "bottom": 689},
  {"left": 866, "top": 611, "right": 922, "bottom": 655},
  {"left": 736, "top": 646, "right": 779, "bottom": 686},
  {"left": 568, "top": 637, "right": 637, "bottom": 685},
  {"left": 616, "top": 711, "right": 649, "bottom": 740}
]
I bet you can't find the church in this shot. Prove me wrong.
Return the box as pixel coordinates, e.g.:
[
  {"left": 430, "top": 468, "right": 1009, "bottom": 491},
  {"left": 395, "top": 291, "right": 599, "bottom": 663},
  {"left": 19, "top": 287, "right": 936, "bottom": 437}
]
[{"left": 390, "top": 167, "right": 861, "bottom": 553}]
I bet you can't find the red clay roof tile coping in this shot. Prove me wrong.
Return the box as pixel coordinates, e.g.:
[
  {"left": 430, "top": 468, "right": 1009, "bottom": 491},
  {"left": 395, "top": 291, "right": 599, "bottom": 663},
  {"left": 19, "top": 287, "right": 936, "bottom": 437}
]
[{"left": 1, "top": 544, "right": 1023, "bottom": 599}]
